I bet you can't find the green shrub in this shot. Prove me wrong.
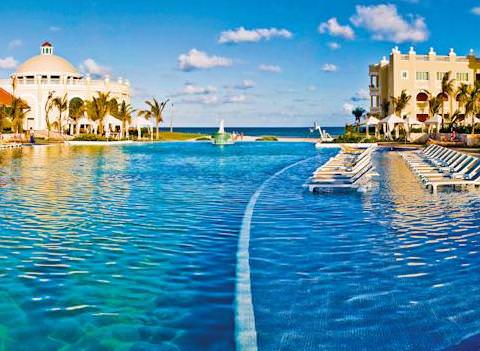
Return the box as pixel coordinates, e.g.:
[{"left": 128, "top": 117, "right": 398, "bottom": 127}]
[
  {"left": 334, "top": 132, "right": 376, "bottom": 143},
  {"left": 196, "top": 136, "right": 212, "bottom": 141},
  {"left": 256, "top": 135, "right": 278, "bottom": 141},
  {"left": 72, "top": 134, "right": 107, "bottom": 142}
]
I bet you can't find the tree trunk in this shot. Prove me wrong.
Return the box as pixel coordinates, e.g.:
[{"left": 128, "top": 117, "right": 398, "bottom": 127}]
[
  {"left": 156, "top": 122, "right": 159, "bottom": 140},
  {"left": 59, "top": 112, "right": 63, "bottom": 135},
  {"left": 449, "top": 94, "right": 453, "bottom": 129},
  {"left": 441, "top": 102, "right": 445, "bottom": 130}
]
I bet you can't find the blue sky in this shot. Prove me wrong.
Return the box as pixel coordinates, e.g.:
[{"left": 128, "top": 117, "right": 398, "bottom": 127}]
[{"left": 0, "top": 0, "right": 479, "bottom": 126}]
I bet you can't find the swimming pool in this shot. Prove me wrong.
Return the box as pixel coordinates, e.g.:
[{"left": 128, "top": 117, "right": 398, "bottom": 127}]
[{"left": 0, "top": 143, "right": 479, "bottom": 350}]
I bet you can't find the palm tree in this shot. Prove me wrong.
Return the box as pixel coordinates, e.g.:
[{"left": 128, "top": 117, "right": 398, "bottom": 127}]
[
  {"left": 0, "top": 105, "right": 8, "bottom": 132},
  {"left": 9, "top": 97, "right": 30, "bottom": 134},
  {"left": 428, "top": 96, "right": 442, "bottom": 117},
  {"left": 115, "top": 101, "right": 134, "bottom": 138},
  {"left": 391, "top": 90, "right": 412, "bottom": 118},
  {"left": 455, "top": 83, "right": 470, "bottom": 128},
  {"left": 440, "top": 71, "right": 455, "bottom": 128},
  {"left": 138, "top": 98, "right": 170, "bottom": 140},
  {"left": 351, "top": 107, "right": 365, "bottom": 131},
  {"left": 450, "top": 110, "right": 462, "bottom": 128},
  {"left": 109, "top": 98, "right": 119, "bottom": 117},
  {"left": 381, "top": 99, "right": 390, "bottom": 118},
  {"left": 45, "top": 91, "right": 55, "bottom": 139},
  {"left": 52, "top": 93, "right": 68, "bottom": 135},
  {"left": 94, "top": 92, "right": 111, "bottom": 135},
  {"left": 465, "top": 82, "right": 480, "bottom": 135},
  {"left": 84, "top": 99, "right": 100, "bottom": 134},
  {"left": 84, "top": 92, "right": 111, "bottom": 135},
  {"left": 69, "top": 97, "right": 85, "bottom": 135}
]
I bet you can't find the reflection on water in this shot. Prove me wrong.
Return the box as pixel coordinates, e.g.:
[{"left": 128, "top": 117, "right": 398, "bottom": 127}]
[
  {"left": 1, "top": 145, "right": 480, "bottom": 350},
  {"left": 250, "top": 151, "right": 480, "bottom": 351},
  {"left": 0, "top": 143, "right": 319, "bottom": 351}
]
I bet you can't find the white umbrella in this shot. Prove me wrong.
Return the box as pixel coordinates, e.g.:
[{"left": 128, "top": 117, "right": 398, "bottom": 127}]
[
  {"left": 77, "top": 116, "right": 93, "bottom": 125},
  {"left": 380, "top": 114, "right": 406, "bottom": 139},
  {"left": 362, "top": 116, "right": 380, "bottom": 137},
  {"left": 425, "top": 115, "right": 442, "bottom": 133},
  {"left": 132, "top": 116, "right": 153, "bottom": 139},
  {"left": 424, "top": 114, "right": 443, "bottom": 125},
  {"left": 104, "top": 114, "right": 122, "bottom": 128}
]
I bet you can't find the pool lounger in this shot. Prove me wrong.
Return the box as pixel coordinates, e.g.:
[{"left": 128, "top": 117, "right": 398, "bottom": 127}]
[{"left": 400, "top": 145, "right": 480, "bottom": 193}]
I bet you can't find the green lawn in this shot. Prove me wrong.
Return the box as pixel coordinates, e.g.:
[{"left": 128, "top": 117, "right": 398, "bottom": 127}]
[{"left": 156, "top": 132, "right": 208, "bottom": 141}]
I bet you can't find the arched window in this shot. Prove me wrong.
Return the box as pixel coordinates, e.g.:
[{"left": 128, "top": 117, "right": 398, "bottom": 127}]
[
  {"left": 416, "top": 92, "right": 429, "bottom": 102},
  {"left": 437, "top": 92, "right": 448, "bottom": 101}
]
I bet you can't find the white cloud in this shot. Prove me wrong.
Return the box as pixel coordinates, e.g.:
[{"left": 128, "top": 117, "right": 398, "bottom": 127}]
[
  {"left": 8, "top": 39, "right": 22, "bottom": 50},
  {"left": 182, "top": 83, "right": 217, "bottom": 95},
  {"left": 180, "top": 93, "right": 248, "bottom": 105},
  {"left": 351, "top": 88, "right": 369, "bottom": 101},
  {"left": 224, "top": 94, "right": 247, "bottom": 103},
  {"left": 178, "top": 49, "right": 233, "bottom": 71},
  {"left": 321, "top": 63, "right": 337, "bottom": 72},
  {"left": 327, "top": 42, "right": 341, "bottom": 50},
  {"left": 350, "top": 4, "right": 428, "bottom": 43},
  {"left": 235, "top": 79, "right": 255, "bottom": 90},
  {"left": 318, "top": 18, "right": 355, "bottom": 40},
  {"left": 218, "top": 27, "right": 293, "bottom": 44},
  {"left": 0, "top": 57, "right": 18, "bottom": 69},
  {"left": 343, "top": 103, "right": 354, "bottom": 114},
  {"left": 472, "top": 7, "right": 480, "bottom": 15},
  {"left": 181, "top": 95, "right": 220, "bottom": 105},
  {"left": 307, "top": 85, "right": 317, "bottom": 92},
  {"left": 258, "top": 64, "right": 282, "bottom": 73},
  {"left": 49, "top": 26, "right": 61, "bottom": 32},
  {"left": 80, "top": 58, "right": 111, "bottom": 77}
]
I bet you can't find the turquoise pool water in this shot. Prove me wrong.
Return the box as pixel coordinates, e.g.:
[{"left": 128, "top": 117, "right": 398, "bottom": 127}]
[{"left": 0, "top": 143, "right": 479, "bottom": 350}]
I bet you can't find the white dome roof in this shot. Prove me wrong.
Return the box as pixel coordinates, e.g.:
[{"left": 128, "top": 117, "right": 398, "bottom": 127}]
[
  {"left": 16, "top": 55, "right": 79, "bottom": 76},
  {"left": 15, "top": 44, "right": 80, "bottom": 76}
]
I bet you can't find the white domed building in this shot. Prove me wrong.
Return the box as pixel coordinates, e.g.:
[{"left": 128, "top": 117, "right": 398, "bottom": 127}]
[{"left": 0, "top": 42, "right": 131, "bottom": 132}]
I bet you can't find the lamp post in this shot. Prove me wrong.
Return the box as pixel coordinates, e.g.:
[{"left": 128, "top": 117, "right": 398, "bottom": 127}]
[{"left": 170, "top": 103, "right": 174, "bottom": 133}]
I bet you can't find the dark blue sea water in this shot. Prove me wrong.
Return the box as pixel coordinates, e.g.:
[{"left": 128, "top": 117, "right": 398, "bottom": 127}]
[
  {"left": 0, "top": 143, "right": 479, "bottom": 351},
  {"left": 169, "top": 127, "right": 344, "bottom": 138}
]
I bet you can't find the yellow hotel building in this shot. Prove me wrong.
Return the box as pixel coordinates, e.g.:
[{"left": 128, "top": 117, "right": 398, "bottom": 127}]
[{"left": 369, "top": 46, "right": 480, "bottom": 123}]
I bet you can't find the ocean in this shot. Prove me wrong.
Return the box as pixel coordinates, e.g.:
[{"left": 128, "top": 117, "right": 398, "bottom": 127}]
[{"left": 167, "top": 127, "right": 345, "bottom": 138}]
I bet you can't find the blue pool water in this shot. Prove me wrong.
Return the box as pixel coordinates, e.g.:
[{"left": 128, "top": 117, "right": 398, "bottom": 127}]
[{"left": 0, "top": 143, "right": 479, "bottom": 350}]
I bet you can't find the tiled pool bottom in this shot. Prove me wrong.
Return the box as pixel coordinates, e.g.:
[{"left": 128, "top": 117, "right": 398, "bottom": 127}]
[
  {"left": 0, "top": 143, "right": 479, "bottom": 350},
  {"left": 250, "top": 150, "right": 480, "bottom": 351}
]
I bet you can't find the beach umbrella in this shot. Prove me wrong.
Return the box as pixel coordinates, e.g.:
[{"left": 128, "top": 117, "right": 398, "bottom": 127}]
[
  {"left": 132, "top": 116, "right": 153, "bottom": 139},
  {"left": 425, "top": 115, "right": 442, "bottom": 133},
  {"left": 380, "top": 114, "right": 406, "bottom": 140},
  {"left": 103, "top": 115, "right": 122, "bottom": 139},
  {"left": 362, "top": 116, "right": 380, "bottom": 137}
]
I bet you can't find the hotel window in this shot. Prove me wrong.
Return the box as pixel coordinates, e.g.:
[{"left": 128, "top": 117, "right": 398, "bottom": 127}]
[
  {"left": 371, "top": 95, "right": 379, "bottom": 108},
  {"left": 457, "top": 72, "right": 469, "bottom": 81},
  {"left": 370, "top": 75, "right": 378, "bottom": 88},
  {"left": 416, "top": 72, "right": 429, "bottom": 81},
  {"left": 401, "top": 71, "right": 408, "bottom": 80},
  {"left": 437, "top": 72, "right": 447, "bottom": 80}
]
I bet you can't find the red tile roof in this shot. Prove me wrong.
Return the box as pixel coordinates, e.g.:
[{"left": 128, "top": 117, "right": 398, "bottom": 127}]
[
  {"left": 41, "top": 41, "right": 52, "bottom": 47},
  {"left": 0, "top": 88, "right": 14, "bottom": 106}
]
